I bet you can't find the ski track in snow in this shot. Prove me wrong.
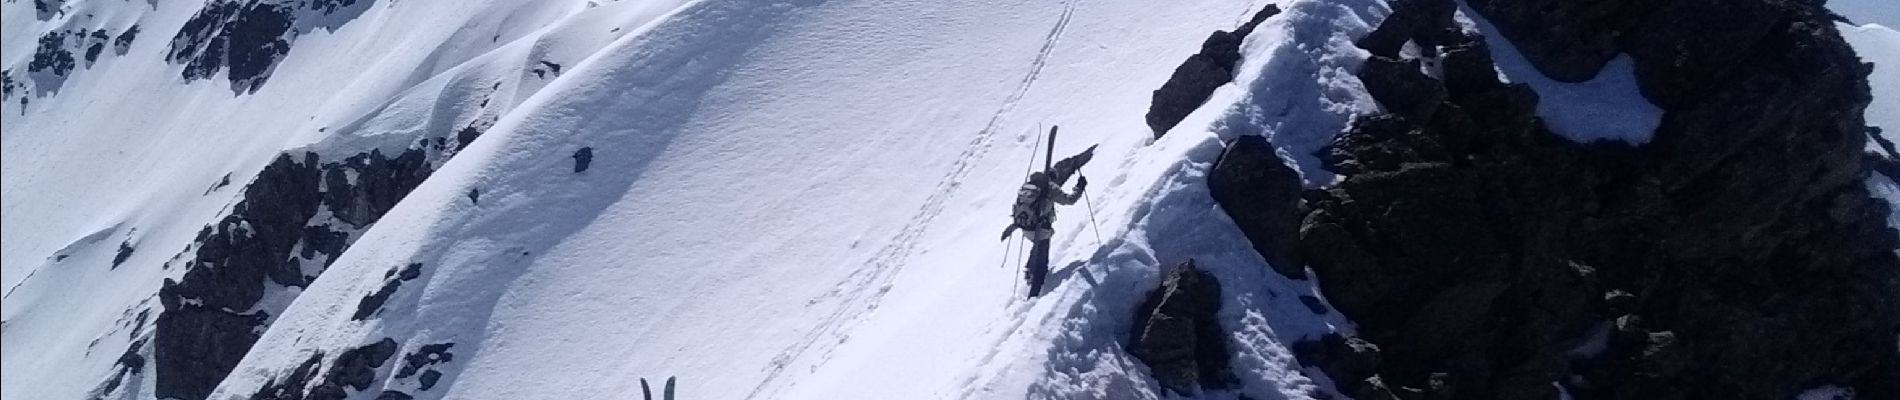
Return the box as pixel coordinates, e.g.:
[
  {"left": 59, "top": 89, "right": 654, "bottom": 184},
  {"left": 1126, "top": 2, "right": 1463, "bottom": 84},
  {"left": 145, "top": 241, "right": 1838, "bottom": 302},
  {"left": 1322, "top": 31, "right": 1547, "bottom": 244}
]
[{"left": 747, "top": 3, "right": 1080, "bottom": 397}]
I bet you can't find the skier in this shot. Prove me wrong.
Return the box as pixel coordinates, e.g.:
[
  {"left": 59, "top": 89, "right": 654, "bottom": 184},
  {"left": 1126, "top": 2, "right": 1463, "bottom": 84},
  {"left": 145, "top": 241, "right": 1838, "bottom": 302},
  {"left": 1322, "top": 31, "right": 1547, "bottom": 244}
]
[{"left": 1000, "top": 126, "right": 1093, "bottom": 298}]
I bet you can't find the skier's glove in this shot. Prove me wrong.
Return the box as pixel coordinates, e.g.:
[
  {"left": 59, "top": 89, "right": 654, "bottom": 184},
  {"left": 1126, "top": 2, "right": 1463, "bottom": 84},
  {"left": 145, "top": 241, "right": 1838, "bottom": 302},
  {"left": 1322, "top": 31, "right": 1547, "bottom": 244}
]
[
  {"left": 1000, "top": 225, "right": 1018, "bottom": 241},
  {"left": 1076, "top": 175, "right": 1089, "bottom": 191}
]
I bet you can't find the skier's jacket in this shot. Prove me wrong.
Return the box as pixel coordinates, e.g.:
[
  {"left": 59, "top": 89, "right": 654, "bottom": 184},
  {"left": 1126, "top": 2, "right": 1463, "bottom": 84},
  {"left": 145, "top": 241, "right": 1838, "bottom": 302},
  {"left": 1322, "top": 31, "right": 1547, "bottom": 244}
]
[{"left": 1013, "top": 172, "right": 1083, "bottom": 241}]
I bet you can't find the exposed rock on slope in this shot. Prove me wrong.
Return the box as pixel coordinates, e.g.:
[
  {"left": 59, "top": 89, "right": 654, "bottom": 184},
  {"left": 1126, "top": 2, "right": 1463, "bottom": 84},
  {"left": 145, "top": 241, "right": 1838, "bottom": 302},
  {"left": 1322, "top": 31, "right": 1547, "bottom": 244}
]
[
  {"left": 1128, "top": 260, "right": 1234, "bottom": 396},
  {"left": 1209, "top": 0, "right": 1899, "bottom": 398},
  {"left": 1207, "top": 135, "right": 1306, "bottom": 278},
  {"left": 167, "top": 0, "right": 376, "bottom": 93},
  {"left": 1146, "top": 5, "right": 1282, "bottom": 138},
  {"left": 155, "top": 138, "right": 460, "bottom": 400}
]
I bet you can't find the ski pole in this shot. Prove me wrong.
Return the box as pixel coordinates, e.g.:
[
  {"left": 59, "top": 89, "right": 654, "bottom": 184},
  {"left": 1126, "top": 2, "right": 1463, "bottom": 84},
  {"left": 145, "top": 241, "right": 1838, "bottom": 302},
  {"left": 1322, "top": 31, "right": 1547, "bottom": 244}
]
[
  {"left": 1013, "top": 236, "right": 1028, "bottom": 298},
  {"left": 998, "top": 231, "right": 1016, "bottom": 269},
  {"left": 1083, "top": 191, "right": 1104, "bottom": 248}
]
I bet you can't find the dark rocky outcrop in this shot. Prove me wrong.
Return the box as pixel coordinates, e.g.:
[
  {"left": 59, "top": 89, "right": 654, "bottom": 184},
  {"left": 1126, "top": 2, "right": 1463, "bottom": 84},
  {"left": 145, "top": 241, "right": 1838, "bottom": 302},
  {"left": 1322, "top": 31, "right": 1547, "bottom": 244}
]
[
  {"left": 1128, "top": 260, "right": 1233, "bottom": 395},
  {"left": 112, "top": 240, "right": 136, "bottom": 269},
  {"left": 154, "top": 301, "right": 266, "bottom": 400},
  {"left": 157, "top": 142, "right": 439, "bottom": 400},
  {"left": 1206, "top": 135, "right": 1306, "bottom": 277},
  {"left": 418, "top": 370, "right": 443, "bottom": 391},
  {"left": 1270, "top": 0, "right": 1900, "bottom": 399},
  {"left": 395, "top": 342, "right": 455, "bottom": 379},
  {"left": 34, "top": 0, "right": 63, "bottom": 21},
  {"left": 247, "top": 337, "right": 399, "bottom": 400},
  {"left": 326, "top": 338, "right": 399, "bottom": 391},
  {"left": 248, "top": 353, "right": 325, "bottom": 400},
  {"left": 1292, "top": 333, "right": 1386, "bottom": 400},
  {"left": 2, "top": 70, "right": 18, "bottom": 99},
  {"left": 15, "top": 25, "right": 136, "bottom": 99},
  {"left": 1145, "top": 5, "right": 1282, "bottom": 138},
  {"left": 1462, "top": 0, "right": 1623, "bottom": 82},
  {"left": 374, "top": 391, "right": 414, "bottom": 400},
  {"left": 90, "top": 339, "right": 148, "bottom": 399},
  {"left": 324, "top": 148, "right": 431, "bottom": 227},
  {"left": 114, "top": 25, "right": 140, "bottom": 56},
  {"left": 29, "top": 31, "right": 77, "bottom": 78},
  {"left": 353, "top": 263, "right": 423, "bottom": 320},
  {"left": 573, "top": 147, "right": 594, "bottom": 173},
  {"left": 166, "top": 0, "right": 375, "bottom": 93}
]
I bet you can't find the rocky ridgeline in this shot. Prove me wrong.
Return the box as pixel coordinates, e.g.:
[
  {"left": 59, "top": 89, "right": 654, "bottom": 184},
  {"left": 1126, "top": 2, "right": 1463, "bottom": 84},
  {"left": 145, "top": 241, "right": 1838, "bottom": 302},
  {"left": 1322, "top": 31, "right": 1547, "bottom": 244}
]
[
  {"left": 152, "top": 124, "right": 484, "bottom": 400},
  {"left": 1183, "top": 0, "right": 1900, "bottom": 398},
  {"left": 167, "top": 0, "right": 374, "bottom": 93}
]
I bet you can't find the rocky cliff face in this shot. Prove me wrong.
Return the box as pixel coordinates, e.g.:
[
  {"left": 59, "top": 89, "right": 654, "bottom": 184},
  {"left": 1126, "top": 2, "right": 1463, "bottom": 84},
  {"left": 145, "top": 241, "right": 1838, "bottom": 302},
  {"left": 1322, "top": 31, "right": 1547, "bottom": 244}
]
[
  {"left": 153, "top": 129, "right": 481, "bottom": 400},
  {"left": 1205, "top": 0, "right": 1899, "bottom": 398}
]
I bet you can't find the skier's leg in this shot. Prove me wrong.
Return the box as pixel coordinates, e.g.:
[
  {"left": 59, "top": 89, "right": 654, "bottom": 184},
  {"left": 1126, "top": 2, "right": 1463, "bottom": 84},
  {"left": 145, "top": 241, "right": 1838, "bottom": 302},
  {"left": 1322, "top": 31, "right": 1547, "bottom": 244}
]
[{"left": 1026, "top": 237, "right": 1050, "bottom": 298}]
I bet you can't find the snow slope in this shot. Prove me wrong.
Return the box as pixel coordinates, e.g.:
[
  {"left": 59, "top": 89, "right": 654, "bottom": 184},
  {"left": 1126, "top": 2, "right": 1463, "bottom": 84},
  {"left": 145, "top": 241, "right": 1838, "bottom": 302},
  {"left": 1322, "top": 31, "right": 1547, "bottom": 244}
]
[
  {"left": 1842, "top": 23, "right": 1899, "bottom": 148},
  {"left": 4, "top": 1, "right": 695, "bottom": 399},
  {"left": 205, "top": 0, "right": 1393, "bottom": 398}
]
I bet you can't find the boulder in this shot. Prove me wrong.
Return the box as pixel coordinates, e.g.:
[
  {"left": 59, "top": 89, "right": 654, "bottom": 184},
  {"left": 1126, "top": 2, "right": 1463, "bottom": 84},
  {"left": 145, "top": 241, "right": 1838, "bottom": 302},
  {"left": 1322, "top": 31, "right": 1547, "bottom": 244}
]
[
  {"left": 1146, "top": 6, "right": 1282, "bottom": 137},
  {"left": 1128, "top": 260, "right": 1233, "bottom": 395},
  {"left": 1207, "top": 135, "right": 1307, "bottom": 278}
]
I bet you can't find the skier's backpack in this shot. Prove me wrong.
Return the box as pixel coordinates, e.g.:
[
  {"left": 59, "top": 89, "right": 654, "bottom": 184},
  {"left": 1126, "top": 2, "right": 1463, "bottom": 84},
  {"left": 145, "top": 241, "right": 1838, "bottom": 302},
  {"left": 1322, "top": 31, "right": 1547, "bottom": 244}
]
[{"left": 1013, "top": 177, "right": 1050, "bottom": 230}]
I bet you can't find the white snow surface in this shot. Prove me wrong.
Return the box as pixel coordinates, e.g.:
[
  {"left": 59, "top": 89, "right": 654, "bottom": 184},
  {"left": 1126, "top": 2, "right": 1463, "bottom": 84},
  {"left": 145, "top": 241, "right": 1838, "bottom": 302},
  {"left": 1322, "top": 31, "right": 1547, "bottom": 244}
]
[
  {"left": 1456, "top": 2, "right": 1663, "bottom": 145},
  {"left": 4, "top": 0, "right": 1394, "bottom": 399},
  {"left": 1841, "top": 22, "right": 1900, "bottom": 153}
]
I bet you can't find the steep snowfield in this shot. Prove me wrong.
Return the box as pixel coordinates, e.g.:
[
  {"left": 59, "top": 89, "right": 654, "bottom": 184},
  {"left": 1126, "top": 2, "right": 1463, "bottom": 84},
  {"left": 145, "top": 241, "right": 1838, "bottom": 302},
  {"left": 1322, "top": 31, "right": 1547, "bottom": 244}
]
[
  {"left": 1842, "top": 23, "right": 1898, "bottom": 148},
  {"left": 208, "top": 0, "right": 1390, "bottom": 398},
  {"left": 8, "top": 0, "right": 1385, "bottom": 399},
  {"left": 4, "top": 1, "right": 692, "bottom": 399},
  {"left": 1832, "top": 0, "right": 1897, "bottom": 149}
]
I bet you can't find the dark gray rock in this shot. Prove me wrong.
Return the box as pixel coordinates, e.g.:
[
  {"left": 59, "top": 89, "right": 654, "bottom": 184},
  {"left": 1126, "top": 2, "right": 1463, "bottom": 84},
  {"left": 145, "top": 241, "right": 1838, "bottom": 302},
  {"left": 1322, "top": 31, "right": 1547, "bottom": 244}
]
[
  {"left": 1359, "top": 56, "right": 1444, "bottom": 123},
  {"left": 1145, "top": 5, "right": 1281, "bottom": 138},
  {"left": 573, "top": 147, "right": 594, "bottom": 173},
  {"left": 166, "top": 0, "right": 377, "bottom": 93},
  {"left": 154, "top": 305, "right": 263, "bottom": 400},
  {"left": 112, "top": 240, "right": 136, "bottom": 269},
  {"left": 160, "top": 144, "right": 437, "bottom": 400},
  {"left": 326, "top": 338, "right": 398, "bottom": 391},
  {"left": 396, "top": 342, "right": 455, "bottom": 379},
  {"left": 1128, "top": 259, "right": 1232, "bottom": 395},
  {"left": 455, "top": 123, "right": 483, "bottom": 151},
  {"left": 1464, "top": 0, "right": 1625, "bottom": 82},
  {"left": 29, "top": 31, "right": 76, "bottom": 77},
  {"left": 1293, "top": 333, "right": 1385, "bottom": 398},
  {"left": 1355, "top": 0, "right": 1457, "bottom": 59},
  {"left": 1281, "top": 0, "right": 1900, "bottom": 398},
  {"left": 354, "top": 263, "right": 423, "bottom": 320},
  {"left": 113, "top": 25, "right": 139, "bottom": 55},
  {"left": 247, "top": 353, "right": 324, "bottom": 400},
  {"left": 1206, "top": 135, "right": 1306, "bottom": 278},
  {"left": 1297, "top": 295, "right": 1328, "bottom": 315},
  {"left": 374, "top": 391, "right": 414, "bottom": 400},
  {"left": 418, "top": 369, "right": 442, "bottom": 391}
]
